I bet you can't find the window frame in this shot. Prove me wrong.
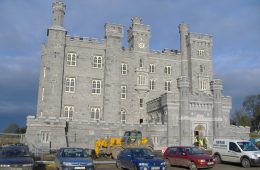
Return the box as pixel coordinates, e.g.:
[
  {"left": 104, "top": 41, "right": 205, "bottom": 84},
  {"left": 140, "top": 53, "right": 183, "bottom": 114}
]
[
  {"left": 64, "top": 106, "right": 74, "bottom": 119},
  {"left": 164, "top": 66, "right": 172, "bottom": 75},
  {"left": 149, "top": 79, "right": 155, "bottom": 90},
  {"left": 149, "top": 64, "right": 155, "bottom": 73},
  {"left": 92, "top": 80, "right": 101, "bottom": 94},
  {"left": 121, "top": 109, "right": 126, "bottom": 124},
  {"left": 121, "top": 85, "right": 127, "bottom": 99},
  {"left": 67, "top": 52, "right": 77, "bottom": 66},
  {"left": 65, "top": 77, "right": 76, "bottom": 93},
  {"left": 121, "top": 63, "right": 128, "bottom": 75},
  {"left": 93, "top": 55, "right": 102, "bottom": 68},
  {"left": 90, "top": 107, "right": 100, "bottom": 121},
  {"left": 165, "top": 81, "right": 172, "bottom": 91}
]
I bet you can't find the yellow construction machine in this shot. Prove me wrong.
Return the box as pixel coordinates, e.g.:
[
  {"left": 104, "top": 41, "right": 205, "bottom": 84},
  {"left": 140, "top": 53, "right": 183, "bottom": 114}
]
[{"left": 95, "top": 130, "right": 153, "bottom": 159}]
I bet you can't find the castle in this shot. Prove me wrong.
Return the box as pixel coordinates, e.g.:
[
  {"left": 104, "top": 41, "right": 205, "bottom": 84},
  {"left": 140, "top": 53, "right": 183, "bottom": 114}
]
[{"left": 25, "top": 1, "right": 249, "bottom": 151}]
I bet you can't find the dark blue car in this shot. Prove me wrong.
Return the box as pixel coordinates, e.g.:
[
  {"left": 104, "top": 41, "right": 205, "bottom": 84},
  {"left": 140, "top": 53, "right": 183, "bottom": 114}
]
[
  {"left": 55, "top": 147, "right": 95, "bottom": 170},
  {"left": 0, "top": 144, "right": 34, "bottom": 170},
  {"left": 116, "top": 147, "right": 166, "bottom": 170}
]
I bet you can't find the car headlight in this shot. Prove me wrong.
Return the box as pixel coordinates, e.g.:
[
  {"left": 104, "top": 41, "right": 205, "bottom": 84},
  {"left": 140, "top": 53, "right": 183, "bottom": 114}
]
[
  {"left": 250, "top": 154, "right": 258, "bottom": 159},
  {"left": 87, "top": 162, "right": 93, "bottom": 166},
  {"left": 62, "top": 162, "right": 73, "bottom": 166},
  {"left": 198, "top": 159, "right": 206, "bottom": 163},
  {"left": 139, "top": 162, "right": 149, "bottom": 166},
  {"left": 0, "top": 164, "right": 10, "bottom": 168},
  {"left": 161, "top": 161, "right": 166, "bottom": 166},
  {"left": 22, "top": 163, "right": 34, "bottom": 167}
]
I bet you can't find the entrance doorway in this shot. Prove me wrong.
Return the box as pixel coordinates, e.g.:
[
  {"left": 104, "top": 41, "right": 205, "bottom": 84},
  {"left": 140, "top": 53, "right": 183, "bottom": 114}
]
[{"left": 194, "top": 124, "right": 206, "bottom": 137}]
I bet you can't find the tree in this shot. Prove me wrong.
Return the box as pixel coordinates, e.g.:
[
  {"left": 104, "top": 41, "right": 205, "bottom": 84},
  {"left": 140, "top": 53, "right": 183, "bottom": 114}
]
[
  {"left": 242, "top": 94, "right": 260, "bottom": 131},
  {"left": 3, "top": 123, "right": 19, "bottom": 133},
  {"left": 232, "top": 108, "right": 251, "bottom": 126}
]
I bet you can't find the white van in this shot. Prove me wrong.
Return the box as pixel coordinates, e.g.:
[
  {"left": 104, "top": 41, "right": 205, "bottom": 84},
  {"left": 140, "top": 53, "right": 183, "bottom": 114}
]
[{"left": 212, "top": 139, "right": 260, "bottom": 168}]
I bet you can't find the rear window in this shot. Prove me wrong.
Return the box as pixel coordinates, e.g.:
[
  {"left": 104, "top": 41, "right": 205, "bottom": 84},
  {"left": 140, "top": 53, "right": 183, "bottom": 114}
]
[{"left": 187, "top": 147, "right": 204, "bottom": 155}]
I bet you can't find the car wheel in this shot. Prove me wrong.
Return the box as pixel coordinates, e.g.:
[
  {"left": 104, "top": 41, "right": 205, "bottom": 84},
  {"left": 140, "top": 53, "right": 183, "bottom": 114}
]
[
  {"left": 115, "top": 160, "right": 121, "bottom": 169},
  {"left": 214, "top": 154, "right": 222, "bottom": 164},
  {"left": 241, "top": 157, "right": 251, "bottom": 168},
  {"left": 166, "top": 159, "right": 172, "bottom": 167},
  {"left": 189, "top": 162, "right": 197, "bottom": 170}
]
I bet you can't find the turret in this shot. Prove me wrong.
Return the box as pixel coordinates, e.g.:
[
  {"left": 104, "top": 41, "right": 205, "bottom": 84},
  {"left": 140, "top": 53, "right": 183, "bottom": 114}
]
[
  {"left": 179, "top": 23, "right": 189, "bottom": 76},
  {"left": 52, "top": 1, "right": 66, "bottom": 27}
]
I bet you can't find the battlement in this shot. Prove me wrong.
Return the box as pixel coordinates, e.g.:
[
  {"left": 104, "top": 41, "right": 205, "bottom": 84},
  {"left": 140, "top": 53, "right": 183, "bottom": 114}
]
[{"left": 66, "top": 35, "right": 105, "bottom": 45}]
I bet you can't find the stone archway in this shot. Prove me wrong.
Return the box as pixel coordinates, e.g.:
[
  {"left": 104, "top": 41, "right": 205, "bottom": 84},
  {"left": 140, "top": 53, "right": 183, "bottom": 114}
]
[{"left": 194, "top": 124, "right": 206, "bottom": 138}]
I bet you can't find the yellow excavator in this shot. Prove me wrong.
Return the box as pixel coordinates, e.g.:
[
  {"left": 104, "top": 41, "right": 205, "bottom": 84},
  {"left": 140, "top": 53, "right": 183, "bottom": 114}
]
[{"left": 95, "top": 130, "right": 153, "bottom": 159}]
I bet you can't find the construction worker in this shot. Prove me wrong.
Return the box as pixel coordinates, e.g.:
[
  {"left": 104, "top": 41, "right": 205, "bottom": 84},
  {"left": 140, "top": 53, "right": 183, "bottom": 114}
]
[
  {"left": 194, "top": 135, "right": 199, "bottom": 147},
  {"left": 203, "top": 136, "right": 208, "bottom": 149},
  {"left": 199, "top": 137, "right": 204, "bottom": 148}
]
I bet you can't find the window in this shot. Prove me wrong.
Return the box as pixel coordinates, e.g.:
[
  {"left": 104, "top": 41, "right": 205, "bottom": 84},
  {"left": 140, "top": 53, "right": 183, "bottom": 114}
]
[
  {"left": 121, "top": 85, "right": 127, "bottom": 99},
  {"left": 41, "top": 87, "right": 45, "bottom": 101},
  {"left": 121, "top": 63, "right": 127, "bottom": 75},
  {"left": 229, "top": 142, "right": 241, "bottom": 152},
  {"left": 165, "top": 81, "right": 171, "bottom": 91},
  {"left": 198, "top": 50, "right": 205, "bottom": 56},
  {"left": 65, "top": 77, "right": 75, "bottom": 93},
  {"left": 138, "top": 75, "right": 146, "bottom": 85},
  {"left": 149, "top": 64, "right": 155, "bottom": 73},
  {"left": 64, "top": 106, "right": 74, "bottom": 119},
  {"left": 140, "top": 98, "right": 144, "bottom": 108},
  {"left": 150, "top": 79, "right": 155, "bottom": 90},
  {"left": 121, "top": 109, "right": 126, "bottom": 124},
  {"left": 152, "top": 136, "right": 159, "bottom": 144},
  {"left": 199, "top": 79, "right": 208, "bottom": 90},
  {"left": 92, "top": 80, "right": 101, "bottom": 94},
  {"left": 41, "top": 131, "right": 50, "bottom": 143},
  {"left": 90, "top": 107, "right": 100, "bottom": 121},
  {"left": 43, "top": 67, "right": 46, "bottom": 79},
  {"left": 93, "top": 55, "right": 102, "bottom": 68},
  {"left": 67, "top": 52, "right": 77, "bottom": 66},
  {"left": 164, "top": 66, "right": 171, "bottom": 75},
  {"left": 200, "top": 65, "right": 206, "bottom": 73},
  {"left": 139, "top": 59, "right": 143, "bottom": 68}
]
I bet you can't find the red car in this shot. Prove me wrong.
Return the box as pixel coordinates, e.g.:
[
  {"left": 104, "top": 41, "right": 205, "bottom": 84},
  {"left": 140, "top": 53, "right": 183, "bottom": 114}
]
[{"left": 163, "top": 146, "right": 215, "bottom": 170}]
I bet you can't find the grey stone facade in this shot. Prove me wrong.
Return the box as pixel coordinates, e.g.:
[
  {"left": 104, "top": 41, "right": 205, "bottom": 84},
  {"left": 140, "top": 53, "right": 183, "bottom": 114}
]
[{"left": 25, "top": 1, "right": 249, "bottom": 151}]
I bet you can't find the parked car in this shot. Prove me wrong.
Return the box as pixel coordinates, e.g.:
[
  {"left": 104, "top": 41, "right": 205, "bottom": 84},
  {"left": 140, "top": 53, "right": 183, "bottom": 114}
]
[
  {"left": 55, "top": 147, "right": 95, "bottom": 170},
  {"left": 116, "top": 147, "right": 166, "bottom": 170},
  {"left": 0, "top": 144, "right": 34, "bottom": 170},
  {"left": 163, "top": 146, "right": 215, "bottom": 170}
]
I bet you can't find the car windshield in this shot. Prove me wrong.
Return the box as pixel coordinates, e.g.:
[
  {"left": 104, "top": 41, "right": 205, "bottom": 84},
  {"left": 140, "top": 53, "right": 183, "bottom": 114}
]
[
  {"left": 0, "top": 146, "right": 30, "bottom": 158},
  {"left": 187, "top": 147, "right": 204, "bottom": 155},
  {"left": 61, "top": 148, "right": 87, "bottom": 158},
  {"left": 237, "top": 142, "right": 259, "bottom": 151},
  {"left": 132, "top": 148, "right": 154, "bottom": 158}
]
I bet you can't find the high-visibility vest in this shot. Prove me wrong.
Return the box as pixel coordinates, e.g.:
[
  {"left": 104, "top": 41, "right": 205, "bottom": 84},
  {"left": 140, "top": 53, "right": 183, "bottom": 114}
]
[{"left": 199, "top": 138, "right": 203, "bottom": 146}]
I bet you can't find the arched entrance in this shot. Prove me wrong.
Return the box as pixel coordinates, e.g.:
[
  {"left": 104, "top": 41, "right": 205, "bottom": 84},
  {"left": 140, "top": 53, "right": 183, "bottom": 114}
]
[{"left": 194, "top": 124, "right": 206, "bottom": 138}]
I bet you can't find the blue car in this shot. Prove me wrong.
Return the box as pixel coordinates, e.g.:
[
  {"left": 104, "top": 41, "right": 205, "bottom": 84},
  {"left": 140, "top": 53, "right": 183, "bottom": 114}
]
[
  {"left": 0, "top": 144, "right": 34, "bottom": 170},
  {"left": 116, "top": 147, "right": 166, "bottom": 170},
  {"left": 55, "top": 147, "right": 95, "bottom": 170}
]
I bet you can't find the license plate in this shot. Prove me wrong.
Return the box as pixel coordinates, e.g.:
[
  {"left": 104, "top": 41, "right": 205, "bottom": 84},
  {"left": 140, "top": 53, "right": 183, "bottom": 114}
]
[
  {"left": 75, "top": 167, "right": 85, "bottom": 169},
  {"left": 11, "top": 168, "right": 22, "bottom": 170},
  {"left": 208, "top": 162, "right": 214, "bottom": 165},
  {"left": 151, "top": 167, "right": 160, "bottom": 170}
]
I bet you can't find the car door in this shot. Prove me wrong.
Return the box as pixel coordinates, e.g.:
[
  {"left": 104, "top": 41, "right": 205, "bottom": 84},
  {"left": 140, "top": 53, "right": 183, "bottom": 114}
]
[
  {"left": 175, "top": 147, "right": 185, "bottom": 166},
  {"left": 226, "top": 142, "right": 241, "bottom": 163},
  {"left": 119, "top": 149, "right": 131, "bottom": 169},
  {"left": 165, "top": 147, "right": 178, "bottom": 166}
]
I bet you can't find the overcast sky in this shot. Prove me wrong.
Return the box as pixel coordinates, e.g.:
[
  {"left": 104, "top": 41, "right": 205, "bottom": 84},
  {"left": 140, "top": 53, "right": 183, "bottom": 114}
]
[{"left": 0, "top": 0, "right": 260, "bottom": 131}]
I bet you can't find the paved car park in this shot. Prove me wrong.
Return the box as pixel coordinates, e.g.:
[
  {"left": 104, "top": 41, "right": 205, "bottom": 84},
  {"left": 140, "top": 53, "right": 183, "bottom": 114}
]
[{"left": 94, "top": 162, "right": 260, "bottom": 170}]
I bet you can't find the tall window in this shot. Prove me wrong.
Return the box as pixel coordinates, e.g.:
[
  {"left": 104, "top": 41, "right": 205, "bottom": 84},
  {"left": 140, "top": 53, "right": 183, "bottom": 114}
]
[
  {"left": 64, "top": 106, "right": 74, "bottom": 119},
  {"left": 149, "top": 64, "right": 155, "bottom": 73},
  {"left": 92, "top": 80, "right": 101, "bottom": 94},
  {"left": 140, "top": 98, "right": 144, "bottom": 108},
  {"left": 198, "top": 50, "right": 205, "bottom": 56},
  {"left": 67, "top": 52, "right": 77, "bottom": 66},
  {"left": 41, "top": 131, "right": 50, "bottom": 143},
  {"left": 91, "top": 107, "right": 100, "bottom": 121},
  {"left": 200, "top": 79, "right": 208, "bottom": 90},
  {"left": 93, "top": 55, "right": 102, "bottom": 68},
  {"left": 121, "top": 85, "right": 127, "bottom": 99},
  {"left": 121, "top": 63, "right": 127, "bottom": 75},
  {"left": 164, "top": 66, "right": 171, "bottom": 75},
  {"left": 41, "top": 87, "right": 45, "bottom": 101},
  {"left": 165, "top": 81, "right": 171, "bottom": 91},
  {"left": 150, "top": 79, "right": 155, "bottom": 90},
  {"left": 138, "top": 75, "right": 146, "bottom": 85},
  {"left": 139, "top": 59, "right": 143, "bottom": 68},
  {"left": 121, "top": 109, "right": 126, "bottom": 124},
  {"left": 200, "top": 65, "right": 206, "bottom": 73},
  {"left": 65, "top": 77, "right": 75, "bottom": 93}
]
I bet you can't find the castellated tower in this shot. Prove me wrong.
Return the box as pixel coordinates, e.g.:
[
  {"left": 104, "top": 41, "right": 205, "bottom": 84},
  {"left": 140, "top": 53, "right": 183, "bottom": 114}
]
[{"left": 37, "top": 1, "right": 66, "bottom": 118}]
